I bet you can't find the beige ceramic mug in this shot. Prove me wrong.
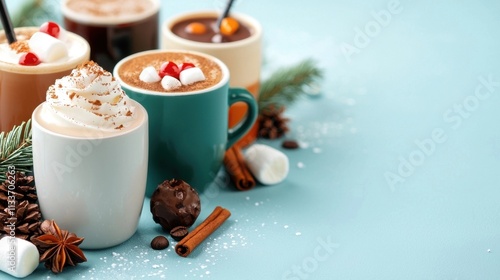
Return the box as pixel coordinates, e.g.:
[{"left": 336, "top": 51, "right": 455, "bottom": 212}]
[{"left": 162, "top": 10, "right": 262, "bottom": 147}]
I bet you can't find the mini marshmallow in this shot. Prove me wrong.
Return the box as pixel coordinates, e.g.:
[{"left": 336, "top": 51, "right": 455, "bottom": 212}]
[
  {"left": 0, "top": 237, "right": 40, "bottom": 278},
  {"left": 161, "top": 75, "right": 182, "bottom": 91},
  {"left": 139, "top": 66, "right": 161, "bottom": 83},
  {"left": 57, "top": 27, "right": 68, "bottom": 42},
  {"left": 244, "top": 144, "right": 289, "bottom": 185},
  {"left": 179, "top": 67, "right": 206, "bottom": 85},
  {"left": 211, "top": 34, "right": 223, "bottom": 43},
  {"left": 29, "top": 31, "right": 68, "bottom": 62}
]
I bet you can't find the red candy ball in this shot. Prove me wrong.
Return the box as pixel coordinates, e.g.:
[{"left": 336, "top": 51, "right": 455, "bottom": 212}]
[
  {"left": 159, "top": 61, "right": 180, "bottom": 79},
  {"left": 19, "top": 52, "right": 41, "bottom": 66},
  {"left": 180, "top": 62, "right": 195, "bottom": 71},
  {"left": 40, "top": 21, "right": 60, "bottom": 38}
]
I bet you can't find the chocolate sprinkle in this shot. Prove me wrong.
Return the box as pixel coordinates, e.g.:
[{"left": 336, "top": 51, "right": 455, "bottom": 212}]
[{"left": 282, "top": 140, "right": 299, "bottom": 149}]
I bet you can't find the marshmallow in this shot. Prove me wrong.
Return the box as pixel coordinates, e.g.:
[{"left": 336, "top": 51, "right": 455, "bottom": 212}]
[
  {"left": 0, "top": 237, "right": 40, "bottom": 278},
  {"left": 179, "top": 67, "right": 205, "bottom": 85},
  {"left": 211, "top": 34, "right": 223, "bottom": 43},
  {"left": 57, "top": 27, "right": 68, "bottom": 42},
  {"left": 161, "top": 75, "right": 182, "bottom": 91},
  {"left": 139, "top": 66, "right": 161, "bottom": 83},
  {"left": 244, "top": 144, "right": 289, "bottom": 185},
  {"left": 28, "top": 31, "right": 68, "bottom": 62}
]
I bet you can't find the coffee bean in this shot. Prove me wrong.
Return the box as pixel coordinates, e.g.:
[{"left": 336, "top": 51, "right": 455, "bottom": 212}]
[
  {"left": 282, "top": 140, "right": 299, "bottom": 149},
  {"left": 151, "top": 235, "right": 169, "bottom": 250},
  {"left": 170, "top": 226, "right": 189, "bottom": 241}
]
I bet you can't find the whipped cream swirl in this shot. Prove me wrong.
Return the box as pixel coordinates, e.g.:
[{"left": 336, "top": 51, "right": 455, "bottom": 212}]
[{"left": 46, "top": 61, "right": 135, "bottom": 131}]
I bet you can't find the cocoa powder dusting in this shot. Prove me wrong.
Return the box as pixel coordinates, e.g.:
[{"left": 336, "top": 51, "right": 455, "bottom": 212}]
[
  {"left": 90, "top": 99, "right": 102, "bottom": 106},
  {"left": 66, "top": 0, "right": 149, "bottom": 18},
  {"left": 75, "top": 61, "right": 106, "bottom": 77},
  {"left": 0, "top": 28, "right": 36, "bottom": 49},
  {"left": 10, "top": 41, "right": 30, "bottom": 53}
]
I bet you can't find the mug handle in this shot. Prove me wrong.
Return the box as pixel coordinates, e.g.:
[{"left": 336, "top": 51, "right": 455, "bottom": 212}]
[{"left": 227, "top": 87, "right": 258, "bottom": 149}]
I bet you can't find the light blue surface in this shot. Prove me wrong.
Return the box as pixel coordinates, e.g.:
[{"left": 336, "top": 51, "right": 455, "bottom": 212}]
[{"left": 4, "top": 0, "right": 500, "bottom": 279}]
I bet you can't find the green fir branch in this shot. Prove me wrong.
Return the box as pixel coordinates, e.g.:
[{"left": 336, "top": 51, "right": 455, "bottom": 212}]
[
  {"left": 258, "top": 58, "right": 323, "bottom": 113},
  {"left": 12, "top": 0, "right": 43, "bottom": 27},
  {"left": 11, "top": 0, "right": 60, "bottom": 28},
  {"left": 0, "top": 119, "right": 33, "bottom": 182}
]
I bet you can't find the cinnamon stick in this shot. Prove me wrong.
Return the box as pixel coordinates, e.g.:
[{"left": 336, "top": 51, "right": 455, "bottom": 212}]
[
  {"left": 224, "top": 146, "right": 256, "bottom": 191},
  {"left": 175, "top": 206, "right": 231, "bottom": 257}
]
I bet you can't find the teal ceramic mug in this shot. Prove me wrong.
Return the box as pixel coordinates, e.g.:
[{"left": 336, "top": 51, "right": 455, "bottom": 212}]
[{"left": 114, "top": 50, "right": 257, "bottom": 196}]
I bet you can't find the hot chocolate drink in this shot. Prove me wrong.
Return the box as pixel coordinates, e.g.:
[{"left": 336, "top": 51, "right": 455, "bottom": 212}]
[
  {"left": 117, "top": 52, "right": 223, "bottom": 93},
  {"left": 114, "top": 50, "right": 257, "bottom": 196},
  {"left": 61, "top": 0, "right": 160, "bottom": 72},
  {"left": 32, "top": 61, "right": 149, "bottom": 249},
  {"left": 0, "top": 25, "right": 90, "bottom": 132},
  {"left": 171, "top": 17, "right": 252, "bottom": 43}
]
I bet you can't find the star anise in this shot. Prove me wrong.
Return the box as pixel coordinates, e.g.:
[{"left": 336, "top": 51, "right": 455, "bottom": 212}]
[{"left": 31, "top": 220, "right": 87, "bottom": 273}]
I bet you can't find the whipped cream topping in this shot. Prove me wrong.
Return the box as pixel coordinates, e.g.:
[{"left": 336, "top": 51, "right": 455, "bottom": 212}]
[{"left": 46, "top": 61, "right": 136, "bottom": 131}]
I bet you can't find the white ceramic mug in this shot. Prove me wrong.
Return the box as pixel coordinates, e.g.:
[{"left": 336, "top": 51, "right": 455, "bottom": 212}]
[{"left": 32, "top": 100, "right": 148, "bottom": 249}]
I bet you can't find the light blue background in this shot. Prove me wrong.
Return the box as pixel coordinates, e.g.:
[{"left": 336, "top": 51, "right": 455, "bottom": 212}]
[{"left": 4, "top": 0, "right": 500, "bottom": 279}]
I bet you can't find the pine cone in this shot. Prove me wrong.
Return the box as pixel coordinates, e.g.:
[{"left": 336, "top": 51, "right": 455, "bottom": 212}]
[
  {"left": 258, "top": 108, "right": 290, "bottom": 139},
  {"left": 0, "top": 200, "right": 42, "bottom": 240},
  {"left": 0, "top": 172, "right": 37, "bottom": 211},
  {"left": 0, "top": 172, "right": 42, "bottom": 240}
]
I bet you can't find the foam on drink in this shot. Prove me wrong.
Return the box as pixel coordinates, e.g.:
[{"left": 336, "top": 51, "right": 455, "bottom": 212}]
[
  {"left": 62, "top": 0, "right": 160, "bottom": 25},
  {"left": 117, "top": 52, "right": 223, "bottom": 93}
]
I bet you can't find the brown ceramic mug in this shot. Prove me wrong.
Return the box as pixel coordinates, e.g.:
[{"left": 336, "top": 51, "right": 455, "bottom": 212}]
[{"left": 61, "top": 0, "right": 160, "bottom": 72}]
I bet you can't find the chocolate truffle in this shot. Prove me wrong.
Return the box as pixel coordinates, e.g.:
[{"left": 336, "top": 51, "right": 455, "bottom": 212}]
[{"left": 150, "top": 179, "right": 201, "bottom": 232}]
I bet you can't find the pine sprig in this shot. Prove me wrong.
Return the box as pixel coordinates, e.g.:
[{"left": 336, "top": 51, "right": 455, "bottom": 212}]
[
  {"left": 258, "top": 58, "right": 323, "bottom": 113},
  {"left": 12, "top": 0, "right": 59, "bottom": 28},
  {"left": 0, "top": 120, "right": 33, "bottom": 182},
  {"left": 12, "top": 0, "right": 42, "bottom": 27}
]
